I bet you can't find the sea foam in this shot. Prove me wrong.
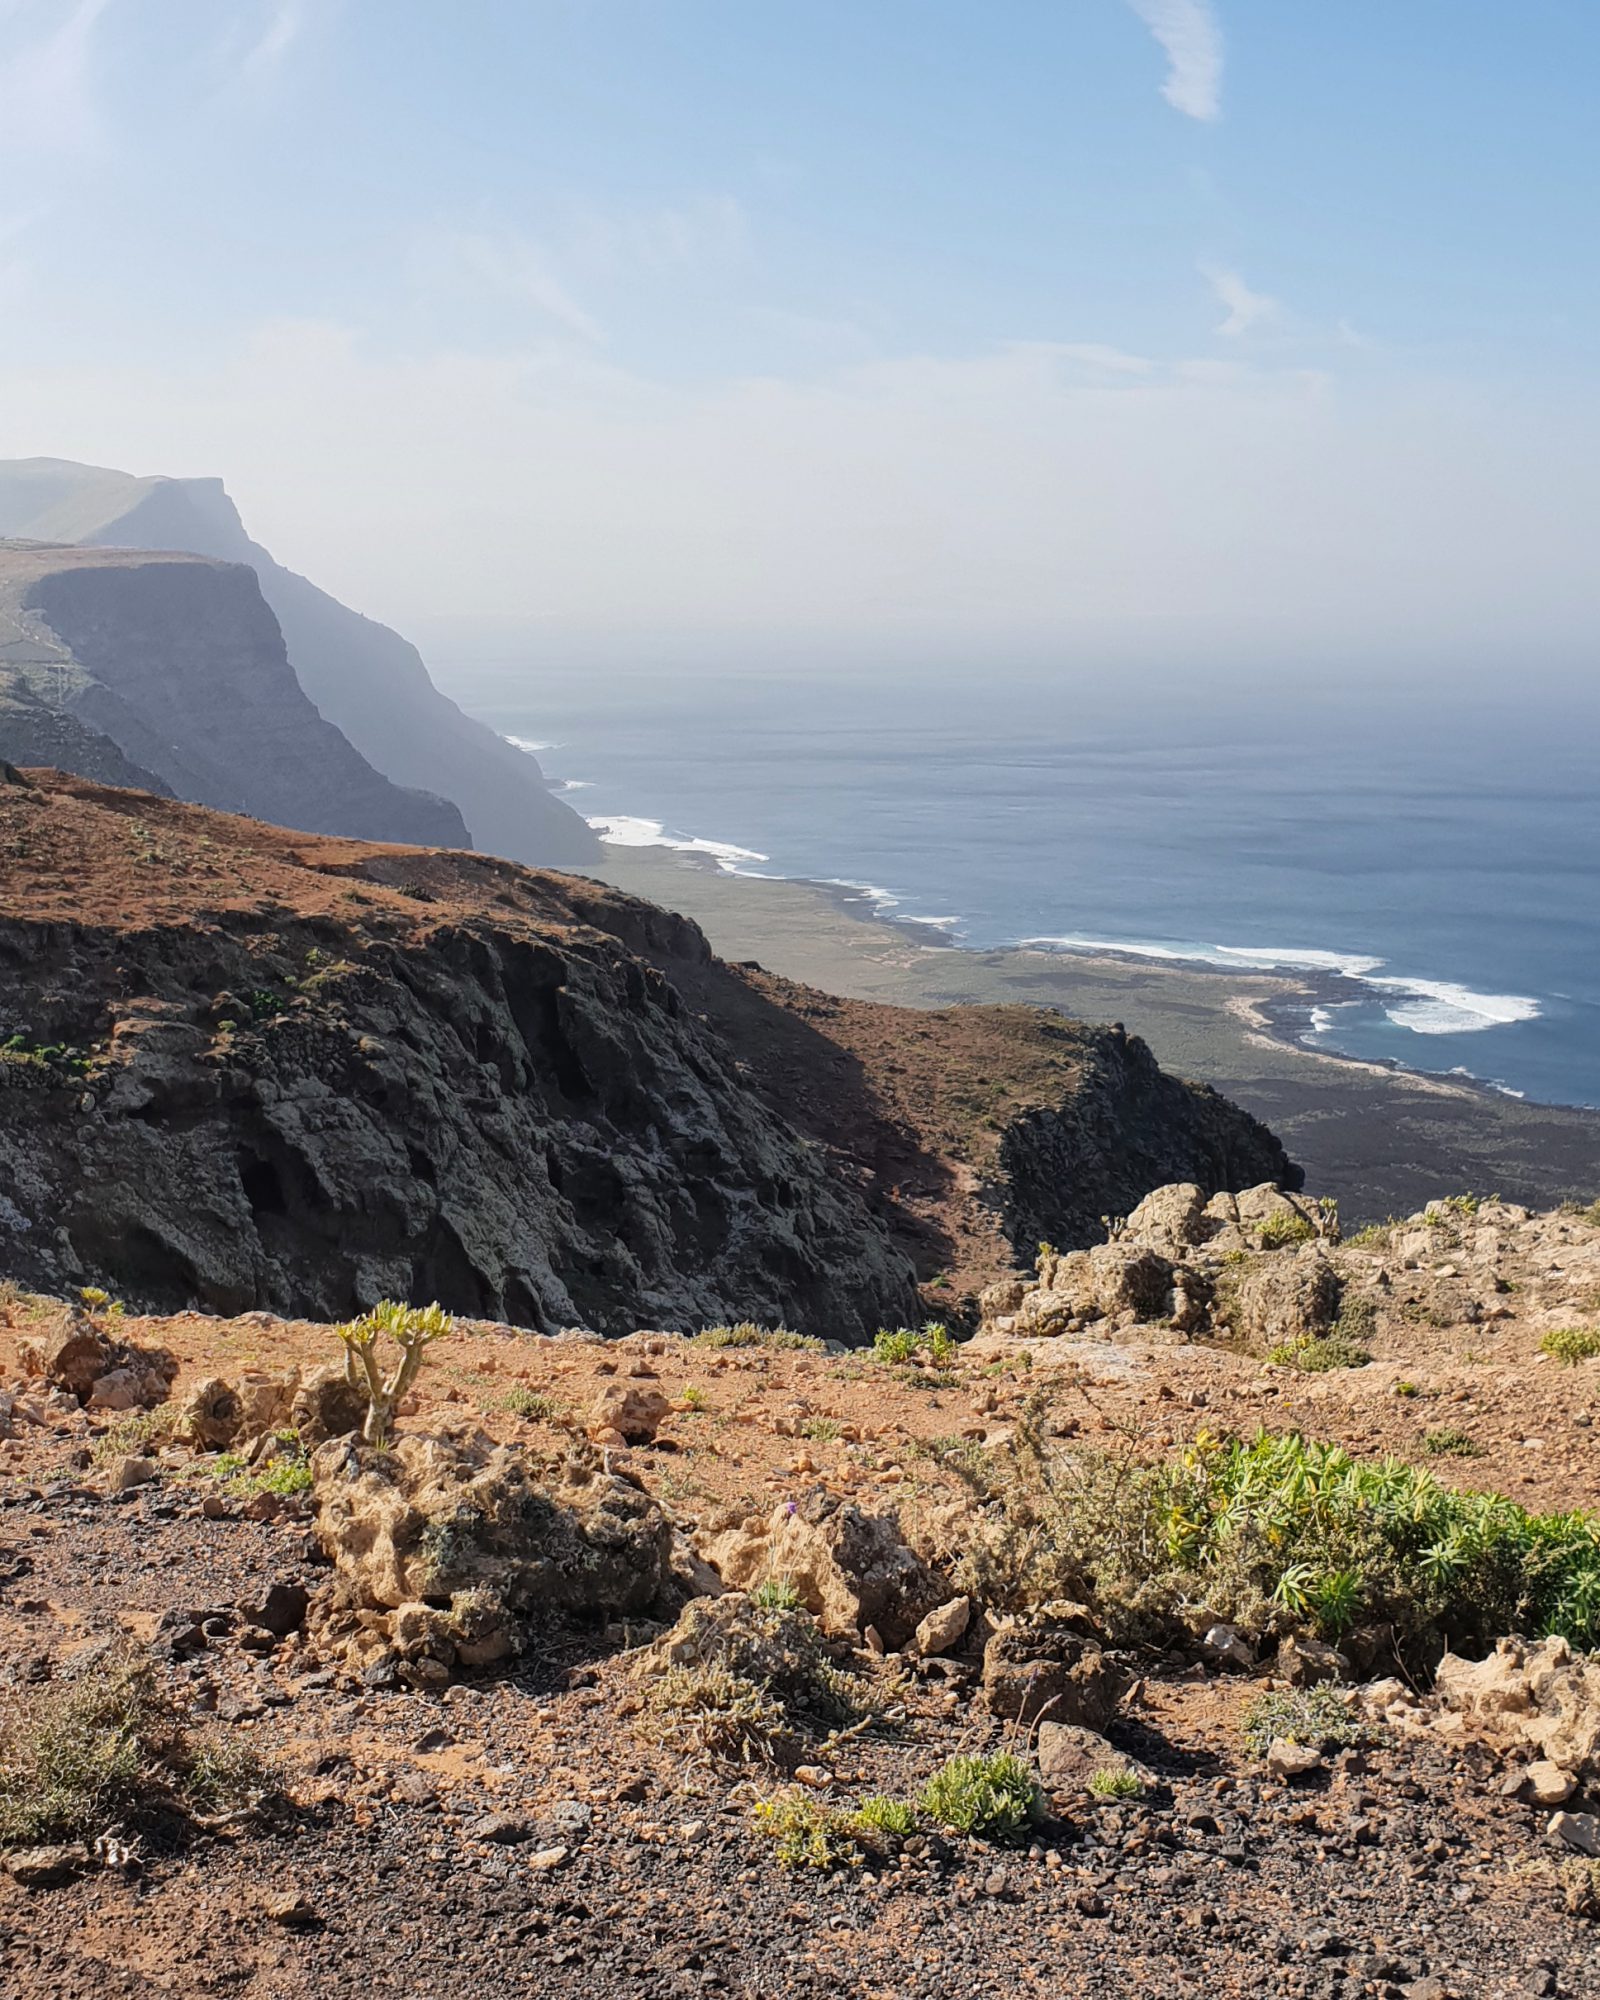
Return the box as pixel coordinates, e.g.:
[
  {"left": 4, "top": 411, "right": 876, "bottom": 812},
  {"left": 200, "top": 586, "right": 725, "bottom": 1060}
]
[
  {"left": 1364, "top": 977, "right": 1543, "bottom": 1036},
  {"left": 587, "top": 815, "right": 769, "bottom": 871}
]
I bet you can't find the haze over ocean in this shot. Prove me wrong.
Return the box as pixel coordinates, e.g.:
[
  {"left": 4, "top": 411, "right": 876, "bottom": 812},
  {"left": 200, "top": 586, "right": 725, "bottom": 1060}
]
[{"left": 458, "top": 664, "right": 1600, "bottom": 1113}]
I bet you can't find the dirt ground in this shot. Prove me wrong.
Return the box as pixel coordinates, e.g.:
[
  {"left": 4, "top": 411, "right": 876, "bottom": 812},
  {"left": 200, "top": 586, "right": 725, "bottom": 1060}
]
[{"left": 4, "top": 1254, "right": 1600, "bottom": 1998}]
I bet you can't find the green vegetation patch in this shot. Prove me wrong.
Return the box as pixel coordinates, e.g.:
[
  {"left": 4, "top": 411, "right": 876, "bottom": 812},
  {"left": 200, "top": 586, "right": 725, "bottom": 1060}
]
[
  {"left": 1243, "top": 1684, "right": 1366, "bottom": 1758},
  {"left": 0, "top": 1643, "right": 268, "bottom": 1846},
  {"left": 693, "top": 1322, "right": 825, "bottom": 1352},
  {"left": 947, "top": 1408, "right": 1600, "bottom": 1658},
  {"left": 1265, "top": 1336, "right": 1372, "bottom": 1373},
  {"left": 1542, "top": 1327, "right": 1600, "bottom": 1365},
  {"left": 753, "top": 1791, "right": 915, "bottom": 1870},
  {"left": 1257, "top": 1211, "right": 1316, "bottom": 1249},
  {"left": 920, "top": 1752, "right": 1041, "bottom": 1842}
]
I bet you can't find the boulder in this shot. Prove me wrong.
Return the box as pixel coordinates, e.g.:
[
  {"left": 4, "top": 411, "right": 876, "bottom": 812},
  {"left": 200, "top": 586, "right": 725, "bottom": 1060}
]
[
  {"left": 306, "top": 1433, "right": 673, "bottom": 1686},
  {"left": 587, "top": 1382, "right": 671, "bottom": 1445},
  {"left": 1087, "top": 1244, "right": 1175, "bottom": 1321},
  {"left": 694, "top": 1494, "right": 948, "bottom": 1650},
  {"left": 1435, "top": 1636, "right": 1600, "bottom": 1779},
  {"left": 1226, "top": 1250, "right": 1340, "bottom": 1351},
  {"left": 86, "top": 1368, "right": 145, "bottom": 1412},
  {"left": 978, "top": 1277, "right": 1027, "bottom": 1321},
  {"left": 1277, "top": 1633, "right": 1350, "bottom": 1686},
  {"left": 981, "top": 1604, "right": 1127, "bottom": 1728},
  {"left": 180, "top": 1377, "right": 244, "bottom": 1449},
  {"left": 289, "top": 1364, "right": 367, "bottom": 1447},
  {"left": 19, "top": 1315, "right": 111, "bottom": 1399},
  {"left": 1123, "top": 1183, "right": 1210, "bottom": 1253},
  {"left": 1266, "top": 1739, "right": 1324, "bottom": 1781},
  {"left": 103, "top": 1454, "right": 158, "bottom": 1495}
]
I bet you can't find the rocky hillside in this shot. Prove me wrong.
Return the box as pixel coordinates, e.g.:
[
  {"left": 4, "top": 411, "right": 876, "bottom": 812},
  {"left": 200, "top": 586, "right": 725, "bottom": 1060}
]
[
  {"left": 0, "top": 770, "right": 1292, "bottom": 1337},
  {"left": 0, "top": 457, "right": 598, "bottom": 868},
  {"left": 0, "top": 542, "right": 468, "bottom": 849}
]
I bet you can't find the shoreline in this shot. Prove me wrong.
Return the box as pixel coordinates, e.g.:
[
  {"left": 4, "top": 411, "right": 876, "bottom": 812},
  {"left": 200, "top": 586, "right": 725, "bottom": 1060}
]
[
  {"left": 582, "top": 842, "right": 1600, "bottom": 1221},
  {"left": 714, "top": 859, "right": 1554, "bottom": 1116}
]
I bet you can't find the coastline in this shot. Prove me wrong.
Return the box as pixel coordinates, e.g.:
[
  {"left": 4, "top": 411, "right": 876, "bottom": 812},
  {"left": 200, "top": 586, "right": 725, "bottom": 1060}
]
[{"left": 583, "top": 842, "right": 1600, "bottom": 1221}]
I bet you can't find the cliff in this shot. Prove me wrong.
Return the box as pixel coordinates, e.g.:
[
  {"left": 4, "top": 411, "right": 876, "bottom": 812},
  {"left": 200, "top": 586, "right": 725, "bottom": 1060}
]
[
  {"left": 0, "top": 542, "right": 469, "bottom": 848},
  {"left": 0, "top": 457, "right": 599, "bottom": 868},
  {"left": 0, "top": 771, "right": 1295, "bottom": 1337}
]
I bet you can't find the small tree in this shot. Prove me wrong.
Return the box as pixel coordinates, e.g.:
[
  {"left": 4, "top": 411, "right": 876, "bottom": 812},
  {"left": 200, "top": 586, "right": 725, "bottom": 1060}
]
[{"left": 337, "top": 1299, "right": 453, "bottom": 1447}]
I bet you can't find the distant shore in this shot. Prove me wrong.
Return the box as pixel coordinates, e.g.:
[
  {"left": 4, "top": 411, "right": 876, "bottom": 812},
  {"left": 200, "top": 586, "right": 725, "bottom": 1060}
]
[{"left": 588, "top": 843, "right": 1600, "bottom": 1222}]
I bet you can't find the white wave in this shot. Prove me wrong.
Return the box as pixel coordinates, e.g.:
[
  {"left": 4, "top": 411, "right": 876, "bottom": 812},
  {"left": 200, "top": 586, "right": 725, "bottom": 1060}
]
[
  {"left": 1365, "top": 976, "right": 1542, "bottom": 1036},
  {"left": 901, "top": 914, "right": 962, "bottom": 930},
  {"left": 1213, "top": 944, "right": 1384, "bottom": 978},
  {"left": 504, "top": 734, "right": 559, "bottom": 754},
  {"left": 587, "top": 814, "right": 769, "bottom": 871},
  {"left": 825, "top": 878, "right": 902, "bottom": 912},
  {"left": 555, "top": 778, "right": 594, "bottom": 792},
  {"left": 1021, "top": 933, "right": 1191, "bottom": 961}
]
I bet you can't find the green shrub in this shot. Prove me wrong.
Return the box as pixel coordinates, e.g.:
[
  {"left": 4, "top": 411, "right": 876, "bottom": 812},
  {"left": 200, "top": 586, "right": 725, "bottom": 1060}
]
[
  {"left": 640, "top": 1665, "right": 793, "bottom": 1765},
  {"left": 753, "top": 1790, "right": 914, "bottom": 1869},
  {"left": 337, "top": 1298, "right": 453, "bottom": 1446},
  {"left": 1542, "top": 1327, "right": 1600, "bottom": 1365},
  {"left": 948, "top": 1407, "right": 1600, "bottom": 1658},
  {"left": 1087, "top": 1766, "right": 1143, "bottom": 1800},
  {"left": 1243, "top": 1684, "right": 1365, "bottom": 1757},
  {"left": 871, "top": 1322, "right": 958, "bottom": 1373},
  {"left": 1265, "top": 1336, "right": 1371, "bottom": 1373},
  {"left": 1258, "top": 1211, "right": 1316, "bottom": 1248},
  {"left": 1423, "top": 1427, "right": 1482, "bottom": 1459},
  {"left": 0, "top": 1644, "right": 268, "bottom": 1845},
  {"left": 750, "top": 1578, "right": 802, "bottom": 1611},
  {"left": 919, "top": 1753, "right": 1040, "bottom": 1842},
  {"left": 693, "top": 1322, "right": 824, "bottom": 1352}
]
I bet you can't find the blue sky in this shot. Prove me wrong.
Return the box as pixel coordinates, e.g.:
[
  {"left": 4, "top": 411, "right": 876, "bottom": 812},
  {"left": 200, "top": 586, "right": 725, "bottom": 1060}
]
[{"left": 3, "top": 1, "right": 1599, "bottom": 673}]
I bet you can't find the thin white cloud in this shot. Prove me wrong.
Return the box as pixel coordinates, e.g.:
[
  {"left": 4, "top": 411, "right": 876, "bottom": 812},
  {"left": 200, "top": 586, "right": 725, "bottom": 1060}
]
[
  {"left": 1124, "top": 0, "right": 1223, "bottom": 122},
  {"left": 0, "top": 0, "right": 114, "bottom": 152},
  {"left": 415, "top": 226, "right": 604, "bottom": 343},
  {"left": 1203, "top": 264, "right": 1278, "bottom": 337},
  {"left": 243, "top": 0, "right": 306, "bottom": 75}
]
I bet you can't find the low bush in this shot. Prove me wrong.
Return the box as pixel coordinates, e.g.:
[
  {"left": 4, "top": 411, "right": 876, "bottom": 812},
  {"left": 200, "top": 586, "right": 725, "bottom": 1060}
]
[
  {"left": 1541, "top": 1327, "right": 1600, "bottom": 1365},
  {"left": 1265, "top": 1336, "right": 1372, "bottom": 1373},
  {"left": 692, "top": 1322, "right": 824, "bottom": 1352},
  {"left": 753, "top": 1790, "right": 914, "bottom": 1869},
  {"left": 1258, "top": 1211, "right": 1316, "bottom": 1249},
  {"left": 920, "top": 1752, "right": 1040, "bottom": 1842},
  {"left": 872, "top": 1322, "right": 956, "bottom": 1368},
  {"left": 1243, "top": 1684, "right": 1365, "bottom": 1757},
  {"left": 948, "top": 1407, "right": 1600, "bottom": 1659},
  {"left": 1087, "top": 1766, "right": 1143, "bottom": 1800},
  {"left": 0, "top": 1643, "right": 268, "bottom": 1846},
  {"left": 1423, "top": 1427, "right": 1482, "bottom": 1459}
]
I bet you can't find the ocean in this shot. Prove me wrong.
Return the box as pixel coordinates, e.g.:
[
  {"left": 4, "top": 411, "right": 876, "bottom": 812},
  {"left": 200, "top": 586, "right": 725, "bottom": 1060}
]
[{"left": 450, "top": 665, "right": 1600, "bottom": 1112}]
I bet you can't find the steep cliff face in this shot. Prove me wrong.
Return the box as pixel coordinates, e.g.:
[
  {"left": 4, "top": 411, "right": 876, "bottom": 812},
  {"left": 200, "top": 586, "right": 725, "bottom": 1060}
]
[
  {"left": 0, "top": 457, "right": 599, "bottom": 868},
  {"left": 0, "top": 771, "right": 916, "bottom": 1338},
  {"left": 0, "top": 542, "right": 468, "bottom": 848},
  {"left": 0, "top": 676, "right": 173, "bottom": 795}
]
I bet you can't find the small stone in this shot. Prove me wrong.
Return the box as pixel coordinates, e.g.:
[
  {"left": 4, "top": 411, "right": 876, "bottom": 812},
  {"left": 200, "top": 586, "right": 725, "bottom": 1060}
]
[
  {"left": 103, "top": 1454, "right": 157, "bottom": 1495},
  {"left": 261, "top": 1890, "right": 317, "bottom": 1927},
  {"left": 983, "top": 1870, "right": 1007, "bottom": 1897},
  {"left": 528, "top": 1845, "right": 570, "bottom": 1872},
  {"left": 242, "top": 1581, "right": 309, "bottom": 1638},
  {"left": 913, "top": 1595, "right": 971, "bottom": 1658},
  {"left": 1524, "top": 1761, "right": 1577, "bottom": 1807},
  {"left": 1201, "top": 1622, "right": 1255, "bottom": 1670},
  {"left": 3, "top": 1844, "right": 90, "bottom": 1888},
  {"left": 468, "top": 1813, "right": 534, "bottom": 1845},
  {"left": 1265, "top": 1739, "right": 1323, "bottom": 1781},
  {"left": 200, "top": 1492, "right": 232, "bottom": 1520}
]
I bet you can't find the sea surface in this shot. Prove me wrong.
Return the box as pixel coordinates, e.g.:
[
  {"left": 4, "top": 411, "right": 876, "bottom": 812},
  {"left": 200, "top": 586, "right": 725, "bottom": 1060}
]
[{"left": 450, "top": 665, "right": 1600, "bottom": 1111}]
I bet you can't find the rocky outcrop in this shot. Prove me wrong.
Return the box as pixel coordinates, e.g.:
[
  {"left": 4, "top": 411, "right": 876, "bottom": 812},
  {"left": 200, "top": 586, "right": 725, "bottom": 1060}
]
[
  {"left": 0, "top": 681, "right": 172, "bottom": 795},
  {"left": 0, "top": 540, "right": 468, "bottom": 848},
  {"left": 997, "top": 1028, "right": 1299, "bottom": 1256},
  {"left": 307, "top": 1433, "right": 674, "bottom": 1685},
  {"left": 0, "top": 458, "right": 598, "bottom": 867}
]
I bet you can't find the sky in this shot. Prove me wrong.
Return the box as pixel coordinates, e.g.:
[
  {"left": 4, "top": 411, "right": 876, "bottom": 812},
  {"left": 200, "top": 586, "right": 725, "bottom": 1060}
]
[{"left": 2, "top": 0, "right": 1599, "bottom": 678}]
